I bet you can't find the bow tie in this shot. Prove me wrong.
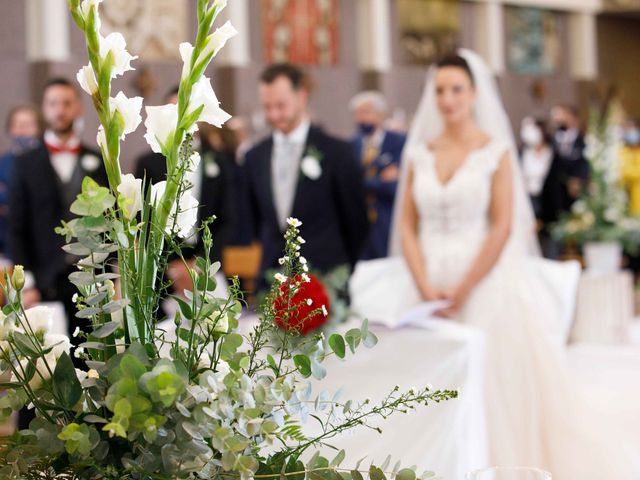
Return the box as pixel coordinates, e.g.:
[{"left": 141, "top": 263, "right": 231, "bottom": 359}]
[{"left": 46, "top": 142, "right": 81, "bottom": 155}]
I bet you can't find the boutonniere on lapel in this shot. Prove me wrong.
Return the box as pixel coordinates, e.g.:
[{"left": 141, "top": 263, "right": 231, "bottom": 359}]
[
  {"left": 300, "top": 146, "right": 323, "bottom": 181},
  {"left": 203, "top": 151, "right": 220, "bottom": 178},
  {"left": 80, "top": 153, "right": 101, "bottom": 172}
]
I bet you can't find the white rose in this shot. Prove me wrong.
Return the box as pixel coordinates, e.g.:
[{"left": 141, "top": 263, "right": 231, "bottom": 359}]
[
  {"left": 22, "top": 333, "right": 72, "bottom": 389},
  {"left": 44, "top": 333, "right": 72, "bottom": 359},
  {"left": 117, "top": 174, "right": 143, "bottom": 220},
  {"left": 76, "top": 64, "right": 98, "bottom": 95},
  {"left": 109, "top": 91, "right": 143, "bottom": 137},
  {"left": 151, "top": 181, "right": 200, "bottom": 238},
  {"left": 24, "top": 306, "right": 53, "bottom": 334},
  {"left": 188, "top": 76, "right": 231, "bottom": 128},
  {"left": 301, "top": 156, "right": 322, "bottom": 180},
  {"left": 99, "top": 32, "right": 137, "bottom": 78},
  {"left": 206, "top": 312, "right": 229, "bottom": 335},
  {"left": 144, "top": 104, "right": 179, "bottom": 154}
]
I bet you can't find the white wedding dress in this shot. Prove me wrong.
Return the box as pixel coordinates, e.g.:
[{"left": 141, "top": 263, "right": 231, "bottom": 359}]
[{"left": 351, "top": 139, "right": 637, "bottom": 479}]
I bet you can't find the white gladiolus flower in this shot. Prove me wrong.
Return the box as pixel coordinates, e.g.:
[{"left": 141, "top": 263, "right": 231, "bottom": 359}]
[
  {"left": 150, "top": 181, "right": 200, "bottom": 238},
  {"left": 201, "top": 21, "right": 238, "bottom": 62},
  {"left": 24, "top": 306, "right": 53, "bottom": 334},
  {"left": 144, "top": 104, "right": 178, "bottom": 154},
  {"left": 117, "top": 174, "right": 143, "bottom": 220},
  {"left": 109, "top": 92, "right": 143, "bottom": 136},
  {"left": 96, "top": 126, "right": 107, "bottom": 153},
  {"left": 79, "top": 0, "right": 103, "bottom": 29},
  {"left": 179, "top": 42, "right": 195, "bottom": 80},
  {"left": 99, "top": 32, "right": 137, "bottom": 78},
  {"left": 188, "top": 76, "right": 231, "bottom": 128},
  {"left": 76, "top": 65, "right": 98, "bottom": 95}
]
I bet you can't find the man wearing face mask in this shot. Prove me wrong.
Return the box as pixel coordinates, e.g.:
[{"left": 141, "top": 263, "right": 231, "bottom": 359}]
[
  {"left": 349, "top": 91, "right": 406, "bottom": 259},
  {"left": 620, "top": 119, "right": 640, "bottom": 216},
  {"left": 0, "top": 105, "right": 42, "bottom": 260}
]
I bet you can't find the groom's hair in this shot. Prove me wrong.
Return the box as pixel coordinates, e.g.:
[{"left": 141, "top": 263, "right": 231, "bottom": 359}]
[
  {"left": 260, "top": 64, "right": 311, "bottom": 91},
  {"left": 436, "top": 54, "right": 475, "bottom": 85}
]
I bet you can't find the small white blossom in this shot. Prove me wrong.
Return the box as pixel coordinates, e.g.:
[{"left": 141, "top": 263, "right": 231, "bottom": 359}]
[
  {"left": 299, "top": 256, "right": 307, "bottom": 265},
  {"left": 72, "top": 326, "right": 81, "bottom": 338},
  {"left": 297, "top": 236, "right": 306, "bottom": 244},
  {"left": 87, "top": 369, "right": 100, "bottom": 379},
  {"left": 274, "top": 273, "right": 287, "bottom": 284},
  {"left": 306, "top": 298, "right": 313, "bottom": 306},
  {"left": 286, "top": 217, "right": 302, "bottom": 228},
  {"left": 74, "top": 346, "right": 85, "bottom": 359},
  {"left": 321, "top": 305, "right": 328, "bottom": 317},
  {"left": 301, "top": 273, "right": 311, "bottom": 283}
]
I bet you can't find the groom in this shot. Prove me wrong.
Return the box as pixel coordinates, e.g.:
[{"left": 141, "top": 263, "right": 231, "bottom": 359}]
[{"left": 242, "top": 64, "right": 368, "bottom": 288}]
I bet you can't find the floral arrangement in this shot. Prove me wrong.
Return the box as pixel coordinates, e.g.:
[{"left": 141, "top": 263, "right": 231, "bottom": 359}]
[
  {"left": 553, "top": 108, "right": 640, "bottom": 252},
  {"left": 0, "top": 1, "right": 456, "bottom": 479}
]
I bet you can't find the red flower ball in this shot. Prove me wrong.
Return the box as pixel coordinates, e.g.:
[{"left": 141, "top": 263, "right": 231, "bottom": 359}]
[{"left": 274, "top": 274, "right": 331, "bottom": 335}]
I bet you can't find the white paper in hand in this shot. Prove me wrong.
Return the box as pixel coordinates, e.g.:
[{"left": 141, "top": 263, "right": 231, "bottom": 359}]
[
  {"left": 368, "top": 300, "right": 451, "bottom": 329},
  {"left": 396, "top": 300, "right": 452, "bottom": 329}
]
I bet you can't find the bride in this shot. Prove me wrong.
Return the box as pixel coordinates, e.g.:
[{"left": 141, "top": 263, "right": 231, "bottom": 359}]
[{"left": 353, "top": 50, "right": 635, "bottom": 478}]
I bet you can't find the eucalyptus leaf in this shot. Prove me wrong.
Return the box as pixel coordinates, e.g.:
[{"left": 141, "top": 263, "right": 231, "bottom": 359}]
[
  {"left": 92, "top": 321, "right": 120, "bottom": 338},
  {"left": 52, "top": 352, "right": 82, "bottom": 409},
  {"left": 328, "top": 334, "right": 346, "bottom": 359},
  {"left": 293, "top": 355, "right": 311, "bottom": 378}
]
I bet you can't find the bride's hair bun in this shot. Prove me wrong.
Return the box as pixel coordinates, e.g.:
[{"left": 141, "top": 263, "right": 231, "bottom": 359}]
[{"left": 436, "top": 54, "right": 475, "bottom": 85}]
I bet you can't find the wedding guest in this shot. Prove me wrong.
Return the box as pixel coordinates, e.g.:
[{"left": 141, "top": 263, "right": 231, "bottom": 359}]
[
  {"left": 620, "top": 118, "right": 640, "bottom": 216},
  {"left": 548, "top": 103, "right": 588, "bottom": 211},
  {"left": 135, "top": 87, "right": 236, "bottom": 294},
  {"left": 9, "top": 78, "right": 107, "bottom": 429},
  {"left": 0, "top": 105, "right": 42, "bottom": 258},
  {"left": 9, "top": 78, "right": 107, "bottom": 319},
  {"left": 519, "top": 116, "right": 553, "bottom": 219},
  {"left": 242, "top": 64, "right": 368, "bottom": 289},
  {"left": 349, "top": 91, "right": 406, "bottom": 259}
]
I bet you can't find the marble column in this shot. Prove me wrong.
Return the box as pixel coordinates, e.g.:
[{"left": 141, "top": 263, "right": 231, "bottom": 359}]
[
  {"left": 25, "top": 0, "right": 70, "bottom": 62},
  {"left": 474, "top": 0, "right": 505, "bottom": 74}
]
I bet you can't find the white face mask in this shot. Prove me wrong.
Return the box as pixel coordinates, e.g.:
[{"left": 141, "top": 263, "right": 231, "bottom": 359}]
[{"left": 520, "top": 123, "right": 542, "bottom": 147}]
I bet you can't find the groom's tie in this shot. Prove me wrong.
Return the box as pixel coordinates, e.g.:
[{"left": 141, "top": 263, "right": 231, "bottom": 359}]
[{"left": 274, "top": 138, "right": 298, "bottom": 231}]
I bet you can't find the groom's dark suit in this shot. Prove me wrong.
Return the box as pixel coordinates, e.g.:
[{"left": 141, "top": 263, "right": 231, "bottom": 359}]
[
  {"left": 9, "top": 143, "right": 108, "bottom": 306},
  {"left": 243, "top": 125, "right": 368, "bottom": 286}
]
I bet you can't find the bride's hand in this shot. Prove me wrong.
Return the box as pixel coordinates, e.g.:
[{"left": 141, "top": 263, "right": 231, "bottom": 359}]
[
  {"left": 436, "top": 284, "right": 472, "bottom": 318},
  {"left": 420, "top": 285, "right": 444, "bottom": 302}
]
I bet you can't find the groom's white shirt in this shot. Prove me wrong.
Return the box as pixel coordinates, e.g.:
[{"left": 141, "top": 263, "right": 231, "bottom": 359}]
[{"left": 271, "top": 118, "right": 310, "bottom": 230}]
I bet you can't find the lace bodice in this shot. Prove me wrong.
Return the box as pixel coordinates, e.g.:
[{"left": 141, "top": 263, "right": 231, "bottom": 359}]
[{"left": 408, "top": 139, "right": 508, "bottom": 287}]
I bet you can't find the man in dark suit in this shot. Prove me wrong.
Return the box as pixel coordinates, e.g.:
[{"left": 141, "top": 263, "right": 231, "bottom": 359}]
[
  {"left": 135, "top": 88, "right": 236, "bottom": 294},
  {"left": 242, "top": 64, "right": 368, "bottom": 288},
  {"left": 542, "top": 104, "right": 589, "bottom": 219},
  {"left": 9, "top": 78, "right": 107, "bottom": 321},
  {"left": 9, "top": 78, "right": 107, "bottom": 429},
  {"left": 349, "top": 91, "right": 405, "bottom": 259}
]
